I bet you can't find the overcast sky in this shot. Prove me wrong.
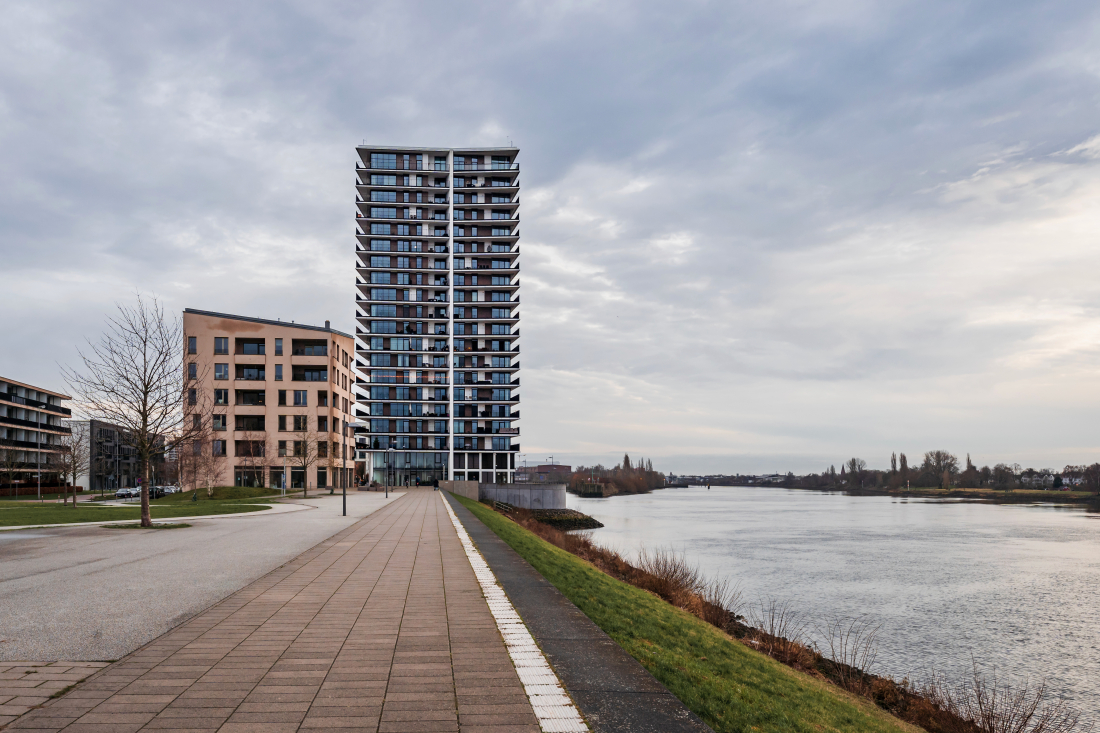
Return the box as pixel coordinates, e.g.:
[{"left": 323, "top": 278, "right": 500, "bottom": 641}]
[{"left": 3, "top": 0, "right": 1100, "bottom": 474}]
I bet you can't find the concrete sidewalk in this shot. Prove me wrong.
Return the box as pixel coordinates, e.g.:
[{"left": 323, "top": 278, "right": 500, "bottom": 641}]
[{"left": 7, "top": 489, "right": 545, "bottom": 732}]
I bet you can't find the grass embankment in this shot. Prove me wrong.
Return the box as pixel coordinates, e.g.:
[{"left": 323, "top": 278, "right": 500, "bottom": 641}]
[
  {"left": 0, "top": 492, "right": 273, "bottom": 527},
  {"left": 452, "top": 494, "right": 917, "bottom": 733}
]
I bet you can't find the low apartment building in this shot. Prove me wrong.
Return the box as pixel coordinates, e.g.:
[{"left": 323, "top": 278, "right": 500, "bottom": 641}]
[
  {"left": 0, "top": 376, "right": 72, "bottom": 494},
  {"left": 71, "top": 419, "right": 142, "bottom": 493},
  {"left": 183, "top": 310, "right": 356, "bottom": 490}
]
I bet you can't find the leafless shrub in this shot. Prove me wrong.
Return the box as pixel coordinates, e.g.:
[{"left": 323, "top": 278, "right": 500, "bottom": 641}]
[
  {"left": 814, "top": 616, "right": 881, "bottom": 695},
  {"left": 746, "top": 599, "right": 813, "bottom": 666},
  {"left": 634, "top": 547, "right": 705, "bottom": 603},
  {"left": 920, "top": 665, "right": 1090, "bottom": 733},
  {"left": 699, "top": 575, "right": 745, "bottom": 629}
]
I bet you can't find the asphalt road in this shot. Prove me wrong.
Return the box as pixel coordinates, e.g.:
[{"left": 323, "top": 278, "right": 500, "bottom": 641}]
[{"left": 0, "top": 490, "right": 404, "bottom": 661}]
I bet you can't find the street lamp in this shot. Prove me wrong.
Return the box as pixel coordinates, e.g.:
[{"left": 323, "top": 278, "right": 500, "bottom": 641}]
[
  {"left": 387, "top": 446, "right": 394, "bottom": 499},
  {"left": 347, "top": 421, "right": 368, "bottom": 517}
]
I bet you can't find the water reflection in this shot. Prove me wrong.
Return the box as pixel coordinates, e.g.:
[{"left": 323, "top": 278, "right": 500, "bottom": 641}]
[{"left": 568, "top": 485, "right": 1100, "bottom": 720}]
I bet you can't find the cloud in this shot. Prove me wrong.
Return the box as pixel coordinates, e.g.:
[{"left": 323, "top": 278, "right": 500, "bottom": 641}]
[{"left": 3, "top": 0, "right": 1100, "bottom": 473}]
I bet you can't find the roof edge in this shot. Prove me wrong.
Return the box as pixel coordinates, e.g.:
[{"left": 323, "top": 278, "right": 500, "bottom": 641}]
[{"left": 183, "top": 309, "right": 353, "bottom": 338}]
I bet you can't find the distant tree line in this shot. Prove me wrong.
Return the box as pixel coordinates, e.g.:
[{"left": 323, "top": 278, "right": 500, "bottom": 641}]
[
  {"left": 782, "top": 451, "right": 1100, "bottom": 494},
  {"left": 570, "top": 453, "right": 666, "bottom": 495}
]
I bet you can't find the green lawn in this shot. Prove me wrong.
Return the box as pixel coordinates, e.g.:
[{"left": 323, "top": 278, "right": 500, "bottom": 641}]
[
  {"left": 151, "top": 486, "right": 284, "bottom": 503},
  {"left": 453, "top": 494, "right": 918, "bottom": 733},
  {"left": 0, "top": 501, "right": 271, "bottom": 527}
]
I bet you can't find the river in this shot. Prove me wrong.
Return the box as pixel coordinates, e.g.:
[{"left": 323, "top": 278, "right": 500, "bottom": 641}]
[{"left": 566, "top": 485, "right": 1100, "bottom": 720}]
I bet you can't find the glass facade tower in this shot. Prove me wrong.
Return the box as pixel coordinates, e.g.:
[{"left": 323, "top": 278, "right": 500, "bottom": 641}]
[{"left": 353, "top": 146, "right": 520, "bottom": 485}]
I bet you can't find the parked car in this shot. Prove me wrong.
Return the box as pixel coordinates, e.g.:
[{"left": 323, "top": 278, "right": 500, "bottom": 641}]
[
  {"left": 114, "top": 488, "right": 134, "bottom": 499},
  {"left": 163, "top": 486, "right": 180, "bottom": 494}
]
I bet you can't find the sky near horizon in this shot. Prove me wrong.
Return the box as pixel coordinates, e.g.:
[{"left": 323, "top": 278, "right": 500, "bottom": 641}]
[{"left": 3, "top": 1, "right": 1100, "bottom": 474}]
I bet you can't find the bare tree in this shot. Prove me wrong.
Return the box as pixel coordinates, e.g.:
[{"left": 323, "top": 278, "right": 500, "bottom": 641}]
[
  {"left": 63, "top": 295, "right": 204, "bottom": 526},
  {"left": 289, "top": 412, "right": 320, "bottom": 498},
  {"left": 235, "top": 430, "right": 270, "bottom": 489},
  {"left": 923, "top": 450, "right": 960, "bottom": 479},
  {"left": 56, "top": 422, "right": 90, "bottom": 507},
  {"left": 0, "top": 445, "right": 23, "bottom": 497},
  {"left": 846, "top": 457, "right": 867, "bottom": 488},
  {"left": 1084, "top": 463, "right": 1100, "bottom": 495}
]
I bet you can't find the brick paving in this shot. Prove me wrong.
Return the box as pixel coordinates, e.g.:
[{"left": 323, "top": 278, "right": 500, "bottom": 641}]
[
  {"left": 5, "top": 489, "right": 541, "bottom": 732},
  {"left": 0, "top": 663, "right": 109, "bottom": 727}
]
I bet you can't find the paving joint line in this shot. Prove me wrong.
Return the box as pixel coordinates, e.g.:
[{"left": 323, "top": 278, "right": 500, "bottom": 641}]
[{"left": 440, "top": 492, "right": 588, "bottom": 733}]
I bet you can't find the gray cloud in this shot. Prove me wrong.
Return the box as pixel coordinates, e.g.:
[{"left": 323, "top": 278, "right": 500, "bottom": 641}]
[{"left": 3, "top": 0, "right": 1100, "bottom": 473}]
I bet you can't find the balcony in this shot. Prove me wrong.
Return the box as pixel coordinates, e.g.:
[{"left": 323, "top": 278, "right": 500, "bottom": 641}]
[
  {"left": 0, "top": 415, "right": 72, "bottom": 433},
  {"left": 0, "top": 392, "right": 72, "bottom": 416},
  {"left": 453, "top": 162, "right": 519, "bottom": 172}
]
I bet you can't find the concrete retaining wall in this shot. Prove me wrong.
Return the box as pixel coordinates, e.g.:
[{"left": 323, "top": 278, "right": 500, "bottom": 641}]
[
  {"left": 478, "top": 483, "right": 567, "bottom": 509},
  {"left": 439, "top": 481, "right": 479, "bottom": 500}
]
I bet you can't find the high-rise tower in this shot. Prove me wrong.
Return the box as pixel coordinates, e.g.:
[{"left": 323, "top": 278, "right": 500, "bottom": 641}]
[{"left": 353, "top": 146, "right": 520, "bottom": 485}]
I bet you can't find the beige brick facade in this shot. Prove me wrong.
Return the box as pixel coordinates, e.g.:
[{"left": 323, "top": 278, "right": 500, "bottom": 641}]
[{"left": 182, "top": 309, "right": 355, "bottom": 490}]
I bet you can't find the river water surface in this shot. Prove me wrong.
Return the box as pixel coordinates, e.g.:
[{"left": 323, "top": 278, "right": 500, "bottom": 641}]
[{"left": 567, "top": 486, "right": 1100, "bottom": 719}]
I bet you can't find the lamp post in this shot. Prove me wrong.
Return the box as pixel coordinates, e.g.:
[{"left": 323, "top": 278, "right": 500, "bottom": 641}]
[
  {"left": 341, "top": 420, "right": 346, "bottom": 516},
  {"left": 387, "top": 446, "right": 394, "bottom": 499},
  {"left": 347, "top": 422, "right": 368, "bottom": 516}
]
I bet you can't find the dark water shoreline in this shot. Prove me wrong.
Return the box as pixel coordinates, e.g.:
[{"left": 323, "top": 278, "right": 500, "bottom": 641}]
[{"left": 660, "top": 482, "right": 1100, "bottom": 509}]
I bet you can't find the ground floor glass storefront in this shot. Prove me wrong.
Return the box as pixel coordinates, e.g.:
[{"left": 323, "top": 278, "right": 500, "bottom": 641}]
[
  {"left": 234, "top": 467, "right": 353, "bottom": 489},
  {"left": 371, "top": 452, "right": 448, "bottom": 486}
]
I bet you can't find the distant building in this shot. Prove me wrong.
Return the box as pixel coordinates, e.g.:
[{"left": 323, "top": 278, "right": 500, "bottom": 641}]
[
  {"left": 183, "top": 309, "right": 356, "bottom": 490},
  {"left": 0, "top": 376, "right": 71, "bottom": 494},
  {"left": 72, "top": 419, "right": 141, "bottom": 493},
  {"left": 516, "top": 464, "right": 571, "bottom": 483}
]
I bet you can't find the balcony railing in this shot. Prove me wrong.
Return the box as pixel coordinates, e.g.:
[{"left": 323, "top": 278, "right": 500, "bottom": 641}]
[
  {"left": 0, "top": 392, "right": 72, "bottom": 416},
  {"left": 0, "top": 415, "right": 73, "bottom": 433},
  {"left": 453, "top": 163, "right": 519, "bottom": 171}
]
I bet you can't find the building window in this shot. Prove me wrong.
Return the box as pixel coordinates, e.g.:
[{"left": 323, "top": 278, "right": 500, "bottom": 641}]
[
  {"left": 318, "top": 390, "right": 328, "bottom": 406},
  {"left": 212, "top": 440, "right": 227, "bottom": 456},
  {"left": 188, "top": 388, "right": 197, "bottom": 405},
  {"left": 278, "top": 415, "right": 287, "bottom": 431},
  {"left": 371, "top": 153, "right": 397, "bottom": 169},
  {"left": 275, "top": 364, "right": 283, "bottom": 381},
  {"left": 212, "top": 414, "right": 227, "bottom": 431},
  {"left": 214, "top": 363, "right": 229, "bottom": 380},
  {"left": 188, "top": 362, "right": 197, "bottom": 380},
  {"left": 214, "top": 337, "right": 229, "bottom": 355},
  {"left": 278, "top": 389, "right": 287, "bottom": 406},
  {"left": 318, "top": 442, "right": 328, "bottom": 458},
  {"left": 318, "top": 416, "right": 328, "bottom": 432},
  {"left": 292, "top": 367, "right": 328, "bottom": 382},
  {"left": 317, "top": 467, "right": 327, "bottom": 487},
  {"left": 235, "top": 415, "right": 265, "bottom": 431},
  {"left": 187, "top": 336, "right": 197, "bottom": 354},
  {"left": 193, "top": 415, "right": 201, "bottom": 430},
  {"left": 214, "top": 389, "right": 229, "bottom": 405},
  {"left": 293, "top": 415, "right": 307, "bottom": 431},
  {"left": 293, "top": 390, "right": 307, "bottom": 406},
  {"left": 235, "top": 365, "right": 264, "bottom": 380},
  {"left": 278, "top": 440, "right": 287, "bottom": 457},
  {"left": 275, "top": 338, "right": 283, "bottom": 356}
]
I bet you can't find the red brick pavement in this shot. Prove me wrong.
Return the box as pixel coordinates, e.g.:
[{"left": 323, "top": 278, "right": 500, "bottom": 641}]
[{"left": 5, "top": 489, "right": 540, "bottom": 732}]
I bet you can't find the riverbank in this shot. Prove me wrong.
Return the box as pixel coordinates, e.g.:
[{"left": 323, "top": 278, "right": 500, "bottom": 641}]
[
  {"left": 453, "top": 493, "right": 922, "bottom": 732},
  {"left": 667, "top": 482, "right": 1100, "bottom": 507}
]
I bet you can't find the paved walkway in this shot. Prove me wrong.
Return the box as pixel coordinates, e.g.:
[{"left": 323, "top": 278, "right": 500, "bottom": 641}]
[
  {"left": 7, "top": 489, "right": 543, "bottom": 732},
  {"left": 0, "top": 663, "right": 109, "bottom": 726}
]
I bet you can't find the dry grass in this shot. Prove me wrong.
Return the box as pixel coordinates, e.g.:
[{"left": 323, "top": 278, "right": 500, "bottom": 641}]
[{"left": 919, "top": 666, "right": 1090, "bottom": 733}]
